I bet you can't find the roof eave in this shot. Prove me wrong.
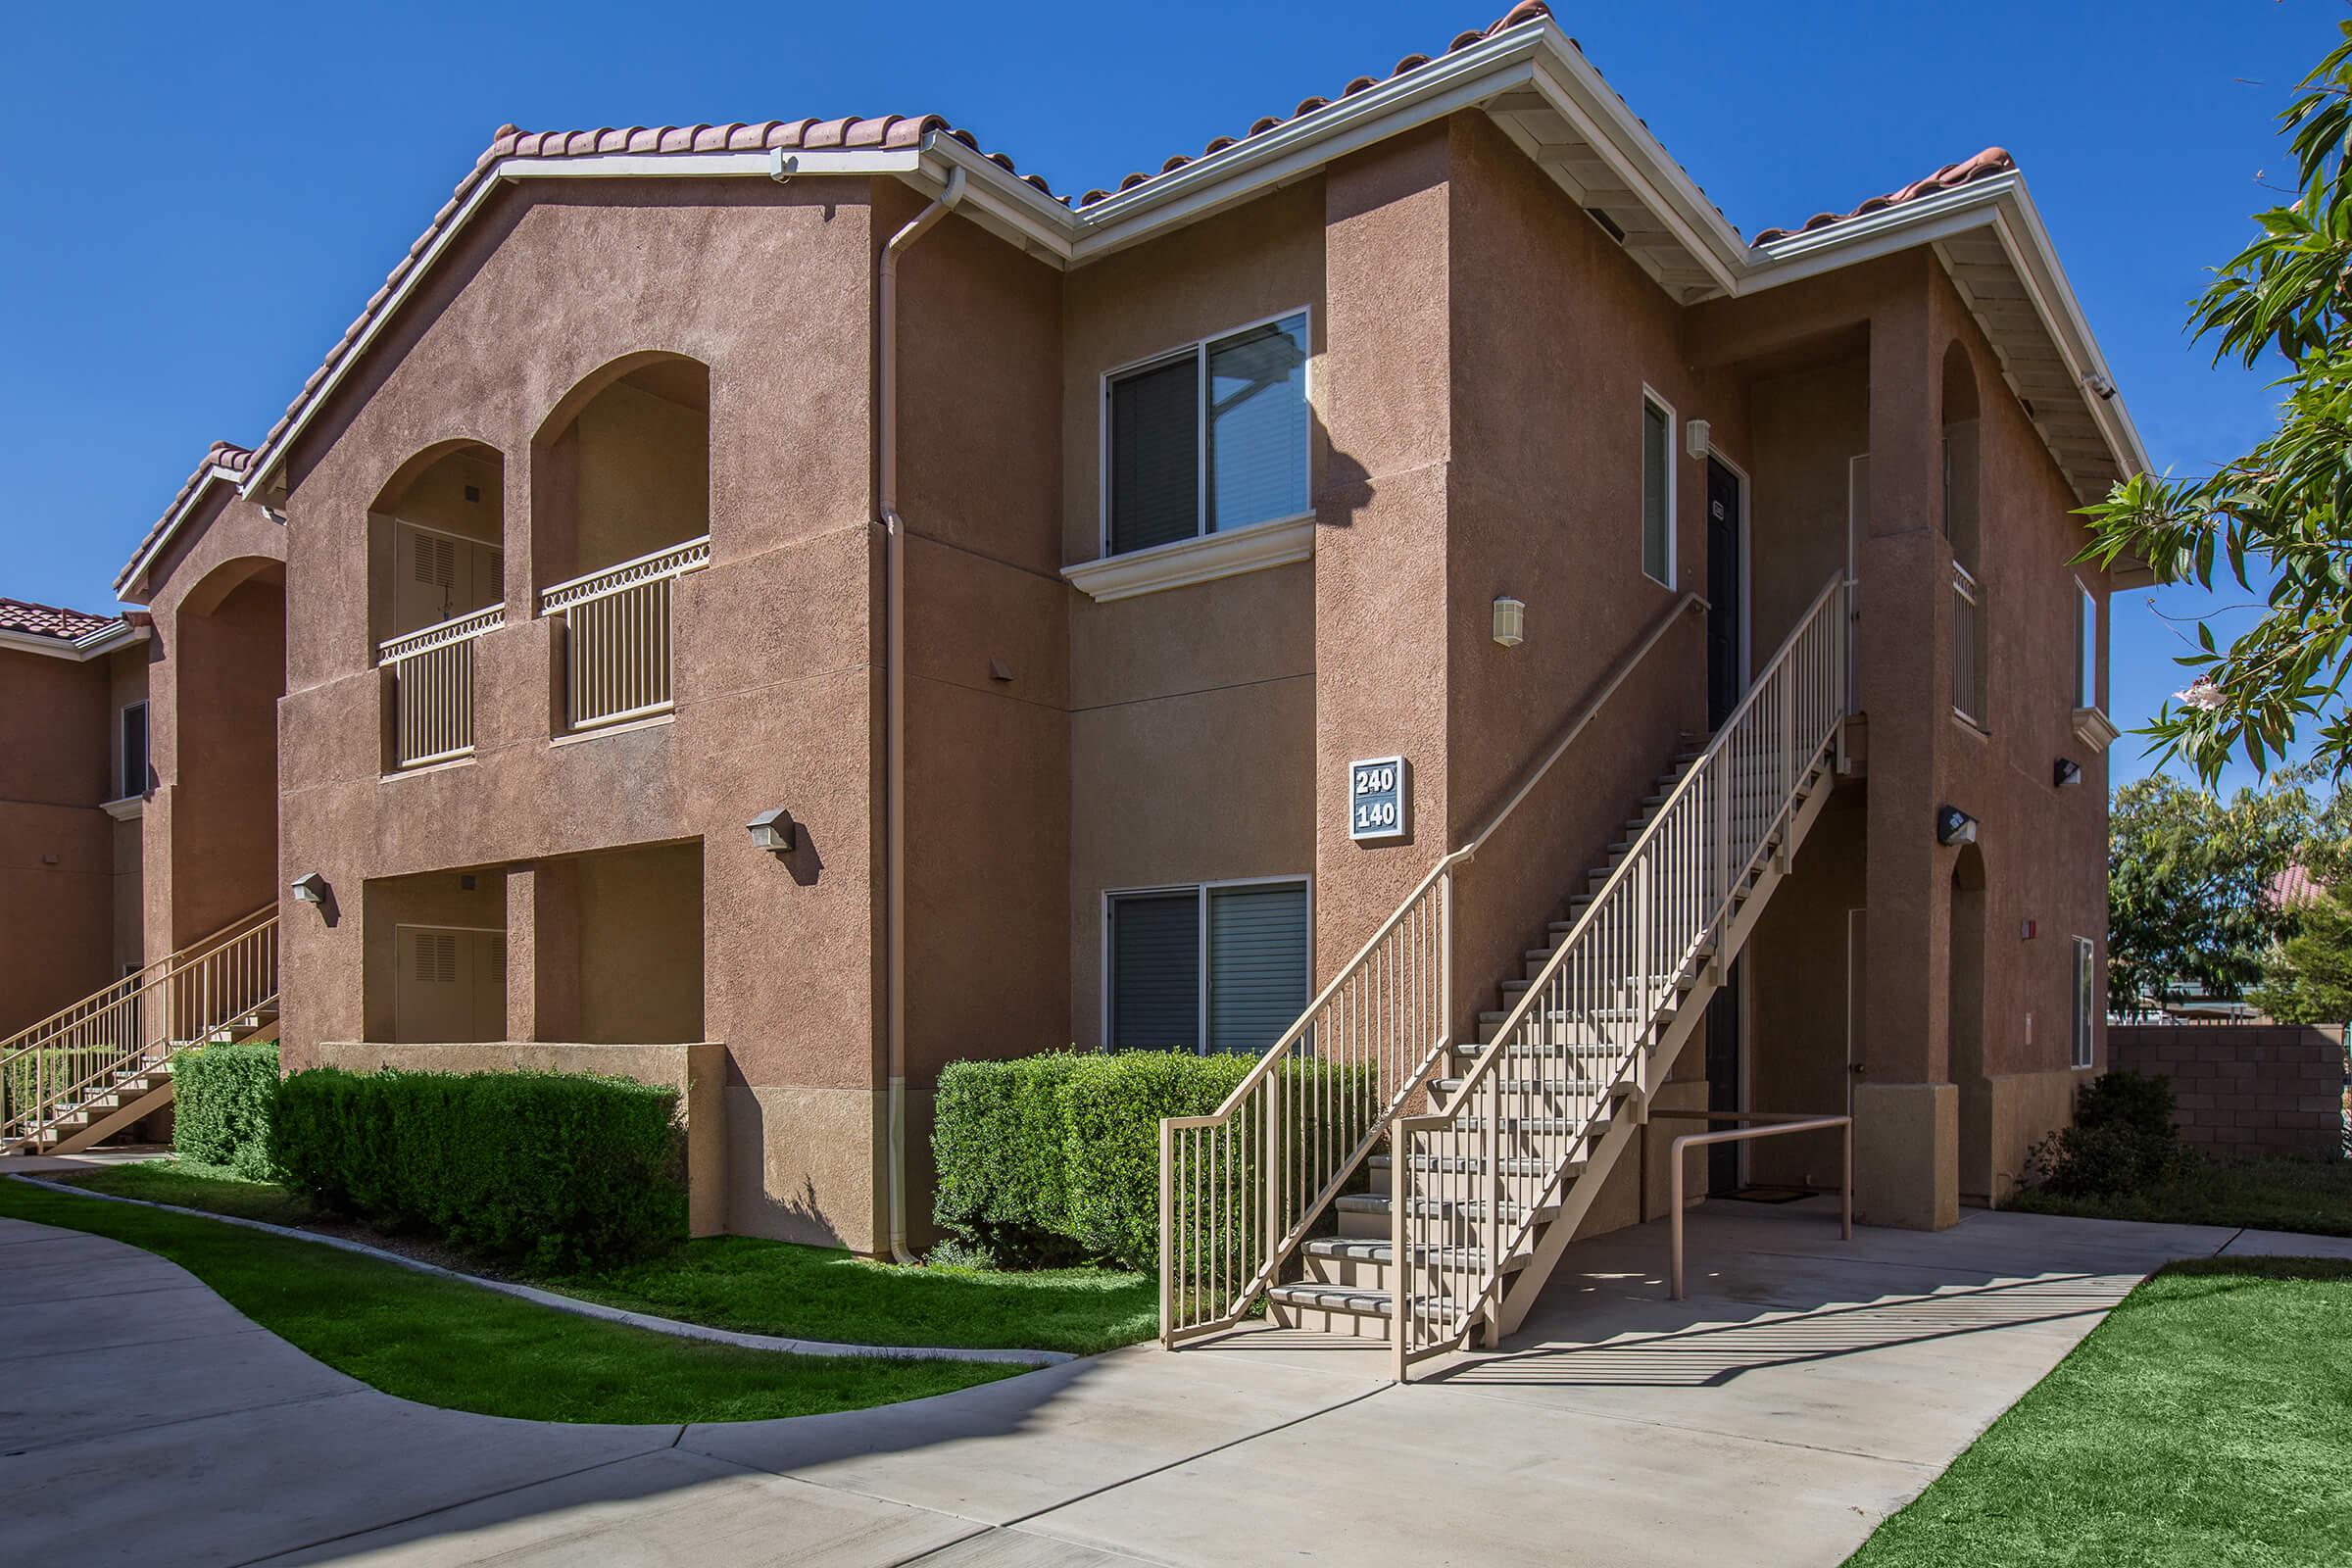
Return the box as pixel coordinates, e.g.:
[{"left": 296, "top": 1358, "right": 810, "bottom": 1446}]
[
  {"left": 1741, "top": 172, "right": 2152, "bottom": 564},
  {"left": 0, "top": 621, "right": 146, "bottom": 662},
  {"left": 116, "top": 462, "right": 249, "bottom": 599}
]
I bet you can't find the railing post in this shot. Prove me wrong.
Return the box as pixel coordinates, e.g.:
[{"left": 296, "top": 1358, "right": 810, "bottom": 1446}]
[
  {"left": 1391, "top": 1118, "right": 1411, "bottom": 1383},
  {"left": 1439, "top": 868, "right": 1454, "bottom": 1058},
  {"left": 1481, "top": 1076, "right": 1499, "bottom": 1350},
  {"left": 1158, "top": 1117, "right": 1175, "bottom": 1348},
  {"left": 1263, "top": 1066, "right": 1281, "bottom": 1289}
]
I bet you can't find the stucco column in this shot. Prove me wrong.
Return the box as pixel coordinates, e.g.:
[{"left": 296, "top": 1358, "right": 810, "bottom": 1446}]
[
  {"left": 1855, "top": 271, "right": 1958, "bottom": 1229},
  {"left": 1314, "top": 127, "right": 1455, "bottom": 1016}
]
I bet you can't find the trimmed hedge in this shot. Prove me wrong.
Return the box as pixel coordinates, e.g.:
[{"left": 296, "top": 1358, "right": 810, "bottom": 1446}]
[
  {"left": 173, "top": 1042, "right": 280, "bottom": 1178},
  {"left": 933, "top": 1053, "right": 1085, "bottom": 1265},
  {"left": 934, "top": 1052, "right": 1373, "bottom": 1271},
  {"left": 273, "top": 1067, "right": 686, "bottom": 1270}
]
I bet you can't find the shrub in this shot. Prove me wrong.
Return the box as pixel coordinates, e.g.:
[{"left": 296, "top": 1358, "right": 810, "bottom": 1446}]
[
  {"left": 273, "top": 1067, "right": 686, "bottom": 1270},
  {"left": 173, "top": 1042, "right": 280, "bottom": 1178},
  {"left": 1060, "top": 1053, "right": 1256, "bottom": 1269},
  {"left": 933, "top": 1053, "right": 1085, "bottom": 1266},
  {"left": 2027, "top": 1069, "right": 2191, "bottom": 1198},
  {"left": 933, "top": 1052, "right": 1379, "bottom": 1273}
]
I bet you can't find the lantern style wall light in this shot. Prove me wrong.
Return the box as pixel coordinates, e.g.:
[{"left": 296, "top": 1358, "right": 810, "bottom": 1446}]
[
  {"left": 290, "top": 871, "right": 329, "bottom": 906},
  {"left": 747, "top": 808, "right": 796, "bottom": 855},
  {"left": 1936, "top": 805, "right": 1979, "bottom": 847},
  {"left": 1492, "top": 597, "right": 1526, "bottom": 648}
]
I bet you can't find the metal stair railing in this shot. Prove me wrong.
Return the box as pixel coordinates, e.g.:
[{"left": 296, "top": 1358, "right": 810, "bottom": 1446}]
[
  {"left": 1390, "top": 572, "right": 1848, "bottom": 1374},
  {"left": 0, "top": 905, "right": 279, "bottom": 1150},
  {"left": 1159, "top": 590, "right": 1707, "bottom": 1347}
]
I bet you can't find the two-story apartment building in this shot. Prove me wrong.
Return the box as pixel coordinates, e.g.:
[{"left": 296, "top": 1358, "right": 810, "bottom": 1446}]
[{"left": 23, "top": 7, "right": 2144, "bottom": 1305}]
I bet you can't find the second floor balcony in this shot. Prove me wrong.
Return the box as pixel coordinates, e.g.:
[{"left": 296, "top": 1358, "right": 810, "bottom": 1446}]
[{"left": 540, "top": 534, "right": 711, "bottom": 734}]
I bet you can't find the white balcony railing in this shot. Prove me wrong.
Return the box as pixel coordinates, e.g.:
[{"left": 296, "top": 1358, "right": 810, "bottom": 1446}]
[
  {"left": 1951, "top": 561, "right": 1984, "bottom": 725},
  {"left": 540, "top": 536, "right": 710, "bottom": 733},
  {"left": 379, "top": 605, "right": 504, "bottom": 769}
]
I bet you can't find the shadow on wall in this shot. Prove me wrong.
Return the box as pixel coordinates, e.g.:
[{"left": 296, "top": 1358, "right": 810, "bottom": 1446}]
[{"left": 722, "top": 1086, "right": 845, "bottom": 1250}]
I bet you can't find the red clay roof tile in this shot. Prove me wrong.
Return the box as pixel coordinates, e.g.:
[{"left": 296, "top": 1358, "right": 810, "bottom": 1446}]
[
  {"left": 0, "top": 597, "right": 122, "bottom": 643},
  {"left": 1752, "top": 146, "right": 2016, "bottom": 246}
]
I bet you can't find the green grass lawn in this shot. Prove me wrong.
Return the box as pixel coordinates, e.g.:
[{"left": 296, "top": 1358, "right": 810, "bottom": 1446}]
[
  {"left": 1846, "top": 1257, "right": 2352, "bottom": 1567},
  {"left": 63, "top": 1156, "right": 1158, "bottom": 1355},
  {"left": 0, "top": 1174, "right": 1015, "bottom": 1423},
  {"left": 2005, "top": 1155, "right": 2352, "bottom": 1238}
]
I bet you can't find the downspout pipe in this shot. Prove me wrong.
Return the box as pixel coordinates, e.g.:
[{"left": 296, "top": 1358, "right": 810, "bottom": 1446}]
[{"left": 878, "top": 164, "right": 965, "bottom": 1264}]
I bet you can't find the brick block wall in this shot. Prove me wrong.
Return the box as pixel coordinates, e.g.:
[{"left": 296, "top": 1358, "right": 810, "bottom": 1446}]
[{"left": 2107, "top": 1024, "right": 2350, "bottom": 1160}]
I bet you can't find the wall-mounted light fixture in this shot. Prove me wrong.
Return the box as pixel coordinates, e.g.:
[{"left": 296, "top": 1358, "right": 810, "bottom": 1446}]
[
  {"left": 2053, "top": 758, "right": 2083, "bottom": 789},
  {"left": 1936, "top": 805, "right": 1979, "bottom": 848},
  {"left": 290, "top": 871, "right": 330, "bottom": 906},
  {"left": 1685, "top": 418, "right": 1712, "bottom": 460},
  {"left": 746, "top": 808, "right": 796, "bottom": 855},
  {"left": 1492, "top": 597, "right": 1526, "bottom": 648}
]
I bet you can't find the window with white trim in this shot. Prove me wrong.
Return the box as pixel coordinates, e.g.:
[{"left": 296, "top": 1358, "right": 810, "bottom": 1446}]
[
  {"left": 118, "top": 701, "right": 148, "bottom": 802},
  {"left": 2071, "top": 935, "right": 2096, "bottom": 1069},
  {"left": 2077, "top": 580, "right": 2099, "bottom": 709},
  {"left": 1106, "top": 880, "right": 1309, "bottom": 1054},
  {"left": 1104, "top": 313, "right": 1310, "bottom": 559},
  {"left": 1641, "top": 392, "right": 1674, "bottom": 586}
]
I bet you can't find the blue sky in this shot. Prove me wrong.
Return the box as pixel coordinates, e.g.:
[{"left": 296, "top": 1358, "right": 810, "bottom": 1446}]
[{"left": 0, "top": 1, "right": 2327, "bottom": 787}]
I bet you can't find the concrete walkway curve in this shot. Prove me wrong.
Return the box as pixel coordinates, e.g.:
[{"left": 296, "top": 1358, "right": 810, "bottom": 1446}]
[
  {"left": 6, "top": 1196, "right": 2346, "bottom": 1567},
  {"left": 11, "top": 1174, "right": 1071, "bottom": 1366}
]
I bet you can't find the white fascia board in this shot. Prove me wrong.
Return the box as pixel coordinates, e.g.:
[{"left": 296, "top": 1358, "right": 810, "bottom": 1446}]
[
  {"left": 1068, "top": 24, "right": 1550, "bottom": 262},
  {"left": 0, "top": 622, "right": 144, "bottom": 662},
  {"left": 1743, "top": 172, "right": 2150, "bottom": 485},
  {"left": 919, "top": 137, "right": 1078, "bottom": 264},
  {"left": 1525, "top": 42, "right": 1749, "bottom": 290},
  {"left": 119, "top": 463, "right": 247, "bottom": 599}
]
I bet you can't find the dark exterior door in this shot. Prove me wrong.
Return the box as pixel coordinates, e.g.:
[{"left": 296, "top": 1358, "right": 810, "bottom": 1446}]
[
  {"left": 1706, "top": 458, "right": 1742, "bottom": 729},
  {"left": 1704, "top": 458, "right": 1744, "bottom": 1190}
]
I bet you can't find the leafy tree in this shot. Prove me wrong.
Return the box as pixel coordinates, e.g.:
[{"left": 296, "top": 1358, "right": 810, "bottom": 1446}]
[
  {"left": 2076, "top": 23, "right": 2352, "bottom": 781},
  {"left": 2251, "top": 885, "right": 2352, "bottom": 1024},
  {"left": 2109, "top": 774, "right": 2309, "bottom": 1007}
]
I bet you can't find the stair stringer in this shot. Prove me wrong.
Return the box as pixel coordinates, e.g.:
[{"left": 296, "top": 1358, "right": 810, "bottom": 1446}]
[
  {"left": 1494, "top": 751, "right": 1841, "bottom": 1336},
  {"left": 50, "top": 1078, "right": 175, "bottom": 1155}
]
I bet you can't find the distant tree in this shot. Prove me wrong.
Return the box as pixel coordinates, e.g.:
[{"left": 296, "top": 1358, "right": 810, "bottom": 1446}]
[
  {"left": 2109, "top": 775, "right": 2308, "bottom": 1007},
  {"left": 2252, "top": 885, "right": 2352, "bottom": 1023},
  {"left": 2076, "top": 23, "right": 2352, "bottom": 781}
]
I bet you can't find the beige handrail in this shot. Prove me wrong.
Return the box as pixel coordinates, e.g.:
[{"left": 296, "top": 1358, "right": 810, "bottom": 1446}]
[
  {"left": 1158, "top": 589, "right": 1707, "bottom": 1346},
  {"left": 1, "top": 905, "right": 279, "bottom": 1152},
  {"left": 1391, "top": 571, "right": 1847, "bottom": 1373}
]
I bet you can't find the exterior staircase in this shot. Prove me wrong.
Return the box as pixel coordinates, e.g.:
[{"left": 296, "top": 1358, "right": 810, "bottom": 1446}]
[
  {"left": 1, "top": 907, "right": 279, "bottom": 1156},
  {"left": 1159, "top": 573, "right": 1849, "bottom": 1379}
]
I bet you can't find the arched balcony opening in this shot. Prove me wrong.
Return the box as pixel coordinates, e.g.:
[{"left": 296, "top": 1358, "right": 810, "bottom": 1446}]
[
  {"left": 368, "top": 441, "right": 507, "bottom": 769},
  {"left": 532, "top": 355, "right": 710, "bottom": 735}
]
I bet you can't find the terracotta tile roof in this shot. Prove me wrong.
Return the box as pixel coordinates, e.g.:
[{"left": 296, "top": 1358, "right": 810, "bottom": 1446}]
[
  {"left": 249, "top": 4, "right": 1729, "bottom": 480},
  {"left": 115, "top": 440, "right": 256, "bottom": 595},
  {"left": 2270, "top": 861, "right": 2327, "bottom": 910},
  {"left": 1752, "top": 146, "right": 2016, "bottom": 246},
  {"left": 0, "top": 597, "right": 122, "bottom": 643}
]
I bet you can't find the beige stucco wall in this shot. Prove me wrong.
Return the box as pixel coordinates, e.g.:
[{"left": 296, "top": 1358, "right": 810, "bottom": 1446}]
[
  {"left": 0, "top": 646, "right": 121, "bottom": 1032},
  {"left": 272, "top": 175, "right": 884, "bottom": 1249},
  {"left": 1058, "top": 184, "right": 1325, "bottom": 1040},
  {"left": 123, "top": 478, "right": 288, "bottom": 972}
]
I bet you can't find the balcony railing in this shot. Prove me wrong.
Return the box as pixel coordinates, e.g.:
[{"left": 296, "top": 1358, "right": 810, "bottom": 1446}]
[
  {"left": 379, "top": 605, "right": 504, "bottom": 769},
  {"left": 1951, "top": 561, "right": 1984, "bottom": 725},
  {"left": 540, "top": 536, "right": 710, "bottom": 733}
]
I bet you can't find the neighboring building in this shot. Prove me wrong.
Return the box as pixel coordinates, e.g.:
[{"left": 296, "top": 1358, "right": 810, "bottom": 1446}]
[
  {"left": 21, "top": 5, "right": 2143, "bottom": 1295},
  {"left": 0, "top": 599, "right": 149, "bottom": 1035}
]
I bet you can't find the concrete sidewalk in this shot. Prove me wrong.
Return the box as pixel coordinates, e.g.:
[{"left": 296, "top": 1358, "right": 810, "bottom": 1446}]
[{"left": 4, "top": 1197, "right": 2339, "bottom": 1567}]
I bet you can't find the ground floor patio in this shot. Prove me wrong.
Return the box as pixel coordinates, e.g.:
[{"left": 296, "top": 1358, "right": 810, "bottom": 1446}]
[{"left": 6, "top": 1188, "right": 2342, "bottom": 1567}]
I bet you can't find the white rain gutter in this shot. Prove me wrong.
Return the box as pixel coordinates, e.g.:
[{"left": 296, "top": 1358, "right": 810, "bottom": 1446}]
[{"left": 876, "top": 164, "right": 966, "bottom": 1264}]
